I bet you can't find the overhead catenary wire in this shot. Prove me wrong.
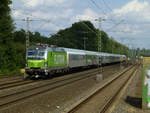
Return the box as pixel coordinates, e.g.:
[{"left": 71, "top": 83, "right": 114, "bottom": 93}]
[
  {"left": 100, "top": 0, "right": 126, "bottom": 23},
  {"left": 33, "top": 20, "right": 51, "bottom": 32},
  {"left": 101, "top": 0, "right": 113, "bottom": 12},
  {"left": 89, "top": 0, "right": 118, "bottom": 23},
  {"left": 79, "top": 20, "right": 99, "bottom": 36},
  {"left": 106, "top": 19, "right": 124, "bottom": 31},
  {"left": 89, "top": 0, "right": 108, "bottom": 17},
  {"left": 88, "top": 0, "right": 126, "bottom": 32},
  {"left": 100, "top": 0, "right": 139, "bottom": 35}
]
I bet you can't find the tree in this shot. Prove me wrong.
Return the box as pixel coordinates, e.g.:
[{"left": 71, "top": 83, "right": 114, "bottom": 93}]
[
  {"left": 48, "top": 21, "right": 98, "bottom": 51},
  {"left": 0, "top": 0, "right": 14, "bottom": 44},
  {"left": 13, "top": 29, "right": 26, "bottom": 43},
  {"left": 0, "top": 0, "right": 16, "bottom": 74}
]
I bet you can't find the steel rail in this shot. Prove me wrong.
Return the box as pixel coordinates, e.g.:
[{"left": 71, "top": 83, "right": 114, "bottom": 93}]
[
  {"left": 0, "top": 64, "right": 120, "bottom": 90},
  {"left": 0, "top": 64, "right": 120, "bottom": 97},
  {"left": 67, "top": 65, "right": 136, "bottom": 113},
  {"left": 0, "top": 67, "right": 107, "bottom": 108},
  {"left": 0, "top": 80, "right": 35, "bottom": 90},
  {"left": 99, "top": 66, "right": 138, "bottom": 113}
]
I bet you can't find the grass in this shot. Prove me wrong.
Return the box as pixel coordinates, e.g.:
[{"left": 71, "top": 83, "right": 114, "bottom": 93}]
[{"left": 0, "top": 68, "right": 21, "bottom": 76}]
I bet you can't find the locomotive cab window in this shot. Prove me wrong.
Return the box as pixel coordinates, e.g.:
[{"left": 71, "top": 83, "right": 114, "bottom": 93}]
[{"left": 27, "top": 50, "right": 46, "bottom": 60}]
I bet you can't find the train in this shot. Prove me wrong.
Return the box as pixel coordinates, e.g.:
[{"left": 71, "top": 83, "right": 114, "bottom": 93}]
[{"left": 25, "top": 45, "right": 126, "bottom": 78}]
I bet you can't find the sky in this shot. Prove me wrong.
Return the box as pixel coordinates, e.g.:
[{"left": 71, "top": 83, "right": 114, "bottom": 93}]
[{"left": 11, "top": 0, "right": 150, "bottom": 49}]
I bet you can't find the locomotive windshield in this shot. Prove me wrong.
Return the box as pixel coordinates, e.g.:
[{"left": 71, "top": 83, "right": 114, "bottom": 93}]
[{"left": 27, "top": 50, "right": 46, "bottom": 60}]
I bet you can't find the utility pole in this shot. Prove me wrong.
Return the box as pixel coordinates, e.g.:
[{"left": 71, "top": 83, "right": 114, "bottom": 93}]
[
  {"left": 111, "top": 42, "right": 113, "bottom": 53},
  {"left": 25, "top": 17, "right": 30, "bottom": 61},
  {"left": 22, "top": 17, "right": 32, "bottom": 60},
  {"left": 80, "top": 31, "right": 88, "bottom": 50},
  {"left": 84, "top": 37, "right": 88, "bottom": 50},
  {"left": 120, "top": 38, "right": 125, "bottom": 69},
  {"left": 22, "top": 17, "right": 36, "bottom": 49},
  {"left": 23, "top": 17, "right": 30, "bottom": 79},
  {"left": 98, "top": 18, "right": 103, "bottom": 74},
  {"left": 55, "top": 34, "right": 61, "bottom": 46},
  {"left": 95, "top": 17, "right": 105, "bottom": 75},
  {"left": 26, "top": 17, "right": 30, "bottom": 49}
]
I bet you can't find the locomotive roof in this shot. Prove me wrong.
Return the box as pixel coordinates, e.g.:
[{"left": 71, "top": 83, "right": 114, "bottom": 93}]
[
  {"left": 28, "top": 46, "right": 47, "bottom": 50},
  {"left": 28, "top": 46, "right": 65, "bottom": 52}
]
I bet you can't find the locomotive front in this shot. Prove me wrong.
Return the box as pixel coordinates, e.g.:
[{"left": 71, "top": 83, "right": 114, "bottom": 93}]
[{"left": 25, "top": 46, "right": 48, "bottom": 78}]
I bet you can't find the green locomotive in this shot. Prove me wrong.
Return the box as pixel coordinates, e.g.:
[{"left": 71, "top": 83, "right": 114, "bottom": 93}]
[{"left": 25, "top": 46, "right": 68, "bottom": 78}]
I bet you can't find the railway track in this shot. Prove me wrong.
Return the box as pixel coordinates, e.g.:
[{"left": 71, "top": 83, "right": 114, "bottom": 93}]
[
  {"left": 0, "top": 80, "right": 35, "bottom": 90},
  {"left": 0, "top": 64, "right": 124, "bottom": 109},
  {"left": 0, "top": 75, "right": 22, "bottom": 80},
  {"left": 0, "top": 75, "right": 20, "bottom": 79},
  {"left": 0, "top": 68, "right": 98, "bottom": 91},
  {"left": 62, "top": 65, "right": 138, "bottom": 113},
  {"left": 99, "top": 66, "right": 138, "bottom": 113},
  {"left": 0, "top": 64, "right": 120, "bottom": 91},
  {"left": 0, "top": 76, "right": 23, "bottom": 85}
]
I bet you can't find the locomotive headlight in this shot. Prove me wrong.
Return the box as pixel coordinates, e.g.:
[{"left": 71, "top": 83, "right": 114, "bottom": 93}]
[{"left": 44, "top": 62, "right": 48, "bottom": 67}]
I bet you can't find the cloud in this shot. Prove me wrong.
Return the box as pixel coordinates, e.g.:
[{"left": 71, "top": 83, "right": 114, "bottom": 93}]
[
  {"left": 113, "top": 0, "right": 148, "bottom": 14},
  {"left": 22, "top": 0, "right": 69, "bottom": 8},
  {"left": 109, "top": 0, "right": 150, "bottom": 36},
  {"left": 32, "top": 22, "right": 61, "bottom": 33},
  {"left": 12, "top": 10, "right": 22, "bottom": 17},
  {"left": 30, "top": 8, "right": 73, "bottom": 20},
  {"left": 12, "top": 0, "right": 75, "bottom": 35},
  {"left": 11, "top": 0, "right": 150, "bottom": 49},
  {"left": 113, "top": 0, "right": 150, "bottom": 22},
  {"left": 71, "top": 8, "right": 99, "bottom": 23},
  {"left": 25, "top": 0, "right": 43, "bottom": 7},
  {"left": 103, "top": 0, "right": 150, "bottom": 49}
]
